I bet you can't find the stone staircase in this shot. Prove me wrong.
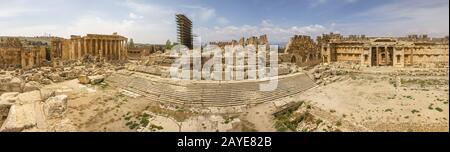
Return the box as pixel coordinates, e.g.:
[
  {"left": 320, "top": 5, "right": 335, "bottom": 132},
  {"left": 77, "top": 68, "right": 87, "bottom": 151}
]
[{"left": 106, "top": 73, "right": 316, "bottom": 107}]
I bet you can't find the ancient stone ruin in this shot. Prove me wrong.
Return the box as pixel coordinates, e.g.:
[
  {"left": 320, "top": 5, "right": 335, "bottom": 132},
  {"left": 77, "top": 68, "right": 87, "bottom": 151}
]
[{"left": 319, "top": 33, "right": 449, "bottom": 68}]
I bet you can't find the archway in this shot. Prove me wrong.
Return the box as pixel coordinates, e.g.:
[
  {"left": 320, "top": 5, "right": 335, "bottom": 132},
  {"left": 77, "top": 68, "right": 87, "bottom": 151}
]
[{"left": 291, "top": 56, "right": 297, "bottom": 63}]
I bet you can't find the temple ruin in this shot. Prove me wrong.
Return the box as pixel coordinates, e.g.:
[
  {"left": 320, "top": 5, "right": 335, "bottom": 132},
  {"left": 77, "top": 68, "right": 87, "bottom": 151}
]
[
  {"left": 0, "top": 37, "right": 47, "bottom": 69},
  {"left": 127, "top": 41, "right": 165, "bottom": 60},
  {"left": 319, "top": 33, "right": 449, "bottom": 68},
  {"left": 0, "top": 13, "right": 449, "bottom": 132},
  {"left": 51, "top": 33, "right": 128, "bottom": 62},
  {"left": 209, "top": 35, "right": 269, "bottom": 49},
  {"left": 281, "top": 35, "right": 322, "bottom": 67}
]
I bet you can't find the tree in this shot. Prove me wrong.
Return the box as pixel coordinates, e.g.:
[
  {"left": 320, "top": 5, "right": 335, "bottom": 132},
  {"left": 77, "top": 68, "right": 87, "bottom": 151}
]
[
  {"left": 129, "top": 38, "right": 135, "bottom": 48},
  {"left": 165, "top": 39, "right": 172, "bottom": 50}
]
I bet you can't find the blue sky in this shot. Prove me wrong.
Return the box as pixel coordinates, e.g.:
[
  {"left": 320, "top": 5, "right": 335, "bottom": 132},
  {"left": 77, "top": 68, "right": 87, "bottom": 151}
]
[{"left": 0, "top": 0, "right": 448, "bottom": 44}]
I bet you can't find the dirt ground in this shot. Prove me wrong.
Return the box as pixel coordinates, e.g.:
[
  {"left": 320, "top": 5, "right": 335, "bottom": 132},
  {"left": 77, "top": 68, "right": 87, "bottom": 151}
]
[
  {"left": 296, "top": 74, "right": 449, "bottom": 132},
  {"left": 36, "top": 67, "right": 449, "bottom": 132}
]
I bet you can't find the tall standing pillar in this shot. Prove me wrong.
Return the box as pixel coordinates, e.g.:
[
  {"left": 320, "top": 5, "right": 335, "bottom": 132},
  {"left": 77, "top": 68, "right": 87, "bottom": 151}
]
[
  {"left": 83, "top": 39, "right": 87, "bottom": 57},
  {"left": 118, "top": 40, "right": 122, "bottom": 60},
  {"left": 89, "top": 39, "right": 93, "bottom": 56},
  {"left": 105, "top": 40, "right": 108, "bottom": 60},
  {"left": 113, "top": 40, "right": 116, "bottom": 60},
  {"left": 100, "top": 39, "right": 104, "bottom": 60},
  {"left": 115, "top": 40, "right": 118, "bottom": 60},
  {"left": 385, "top": 46, "right": 388, "bottom": 65},
  {"left": 106, "top": 40, "right": 111, "bottom": 60},
  {"left": 77, "top": 39, "right": 82, "bottom": 59},
  {"left": 124, "top": 40, "right": 128, "bottom": 60},
  {"left": 117, "top": 40, "right": 120, "bottom": 60},
  {"left": 376, "top": 47, "right": 379, "bottom": 66},
  {"left": 92, "top": 39, "right": 98, "bottom": 56},
  {"left": 110, "top": 40, "right": 113, "bottom": 60},
  {"left": 72, "top": 40, "right": 76, "bottom": 60},
  {"left": 111, "top": 40, "right": 114, "bottom": 60}
]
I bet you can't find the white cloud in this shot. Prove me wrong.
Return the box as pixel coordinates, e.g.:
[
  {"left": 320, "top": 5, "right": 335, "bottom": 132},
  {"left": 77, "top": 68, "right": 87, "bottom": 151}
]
[
  {"left": 128, "top": 12, "right": 143, "bottom": 19},
  {"left": 338, "top": 0, "right": 449, "bottom": 37},
  {"left": 0, "top": 0, "right": 41, "bottom": 17},
  {"left": 198, "top": 20, "right": 332, "bottom": 43},
  {"left": 183, "top": 5, "right": 231, "bottom": 26},
  {"left": 0, "top": 0, "right": 177, "bottom": 44}
]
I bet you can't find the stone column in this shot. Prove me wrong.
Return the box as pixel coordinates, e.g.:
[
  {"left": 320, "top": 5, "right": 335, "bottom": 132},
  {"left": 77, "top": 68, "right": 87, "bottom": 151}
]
[
  {"left": 118, "top": 40, "right": 122, "bottom": 60},
  {"left": 107, "top": 40, "right": 111, "bottom": 60},
  {"left": 110, "top": 40, "right": 113, "bottom": 60},
  {"left": 83, "top": 39, "right": 87, "bottom": 57},
  {"left": 376, "top": 47, "right": 379, "bottom": 66},
  {"left": 77, "top": 39, "right": 81, "bottom": 59},
  {"left": 385, "top": 46, "right": 388, "bottom": 65},
  {"left": 94, "top": 39, "right": 98, "bottom": 56},
  {"left": 89, "top": 39, "right": 93, "bottom": 56},
  {"left": 104, "top": 39, "right": 107, "bottom": 59},
  {"left": 114, "top": 40, "right": 119, "bottom": 60},
  {"left": 21, "top": 52, "right": 26, "bottom": 69},
  {"left": 70, "top": 41, "right": 73, "bottom": 60},
  {"left": 124, "top": 40, "right": 128, "bottom": 60},
  {"left": 113, "top": 40, "right": 116, "bottom": 60},
  {"left": 109, "top": 40, "right": 112, "bottom": 60},
  {"left": 100, "top": 39, "right": 104, "bottom": 60},
  {"left": 410, "top": 47, "right": 414, "bottom": 65},
  {"left": 117, "top": 40, "right": 120, "bottom": 60}
]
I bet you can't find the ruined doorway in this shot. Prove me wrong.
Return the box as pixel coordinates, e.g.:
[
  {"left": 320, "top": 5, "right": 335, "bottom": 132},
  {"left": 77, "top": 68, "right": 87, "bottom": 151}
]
[
  {"left": 387, "top": 47, "right": 394, "bottom": 66},
  {"left": 291, "top": 56, "right": 297, "bottom": 64}
]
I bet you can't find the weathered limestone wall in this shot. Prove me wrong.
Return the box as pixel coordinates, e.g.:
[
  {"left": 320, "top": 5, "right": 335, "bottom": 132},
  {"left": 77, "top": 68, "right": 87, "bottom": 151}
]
[
  {"left": 284, "top": 35, "right": 321, "bottom": 67},
  {"left": 320, "top": 33, "right": 449, "bottom": 68},
  {"left": 0, "top": 38, "right": 47, "bottom": 69},
  {"left": 128, "top": 44, "right": 165, "bottom": 60},
  {"left": 209, "top": 34, "right": 269, "bottom": 49}
]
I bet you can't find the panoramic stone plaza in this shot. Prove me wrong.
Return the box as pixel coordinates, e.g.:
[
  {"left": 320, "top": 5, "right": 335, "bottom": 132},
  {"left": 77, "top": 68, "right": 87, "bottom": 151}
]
[{"left": 0, "top": 12, "right": 448, "bottom": 132}]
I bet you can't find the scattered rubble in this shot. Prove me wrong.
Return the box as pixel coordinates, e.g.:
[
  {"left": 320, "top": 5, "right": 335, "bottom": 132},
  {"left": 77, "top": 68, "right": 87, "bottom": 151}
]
[
  {"left": 44, "top": 95, "right": 68, "bottom": 119},
  {"left": 0, "top": 103, "right": 39, "bottom": 132},
  {"left": 309, "top": 63, "right": 350, "bottom": 85},
  {"left": 88, "top": 75, "right": 105, "bottom": 85}
]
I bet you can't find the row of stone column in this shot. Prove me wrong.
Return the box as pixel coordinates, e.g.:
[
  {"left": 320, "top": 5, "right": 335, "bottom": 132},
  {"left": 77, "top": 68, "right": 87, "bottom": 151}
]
[
  {"left": 72, "top": 38, "right": 127, "bottom": 61},
  {"left": 373, "top": 46, "right": 394, "bottom": 66}
]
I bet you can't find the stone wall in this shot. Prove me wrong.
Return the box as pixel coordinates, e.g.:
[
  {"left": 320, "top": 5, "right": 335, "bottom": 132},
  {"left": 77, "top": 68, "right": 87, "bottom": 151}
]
[
  {"left": 320, "top": 33, "right": 449, "bottom": 68},
  {"left": 0, "top": 38, "right": 47, "bottom": 69},
  {"left": 209, "top": 34, "right": 269, "bottom": 49},
  {"left": 128, "top": 44, "right": 165, "bottom": 60},
  {"left": 283, "top": 35, "right": 321, "bottom": 67}
]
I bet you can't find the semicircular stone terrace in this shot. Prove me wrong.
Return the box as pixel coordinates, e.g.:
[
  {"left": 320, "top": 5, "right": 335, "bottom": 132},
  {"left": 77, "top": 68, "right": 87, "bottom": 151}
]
[{"left": 106, "top": 71, "right": 317, "bottom": 107}]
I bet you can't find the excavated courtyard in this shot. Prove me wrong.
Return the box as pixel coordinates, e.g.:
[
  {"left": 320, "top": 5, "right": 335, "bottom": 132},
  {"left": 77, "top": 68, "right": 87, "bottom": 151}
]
[{"left": 0, "top": 62, "right": 448, "bottom": 132}]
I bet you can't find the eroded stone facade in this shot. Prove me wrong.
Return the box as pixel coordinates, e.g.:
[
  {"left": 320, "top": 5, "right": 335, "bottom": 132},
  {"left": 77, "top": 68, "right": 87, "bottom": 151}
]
[
  {"left": 209, "top": 35, "right": 269, "bottom": 49},
  {"left": 0, "top": 37, "right": 47, "bottom": 69},
  {"left": 283, "top": 35, "right": 321, "bottom": 67},
  {"left": 320, "top": 33, "right": 449, "bottom": 68},
  {"left": 128, "top": 44, "right": 165, "bottom": 60}
]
